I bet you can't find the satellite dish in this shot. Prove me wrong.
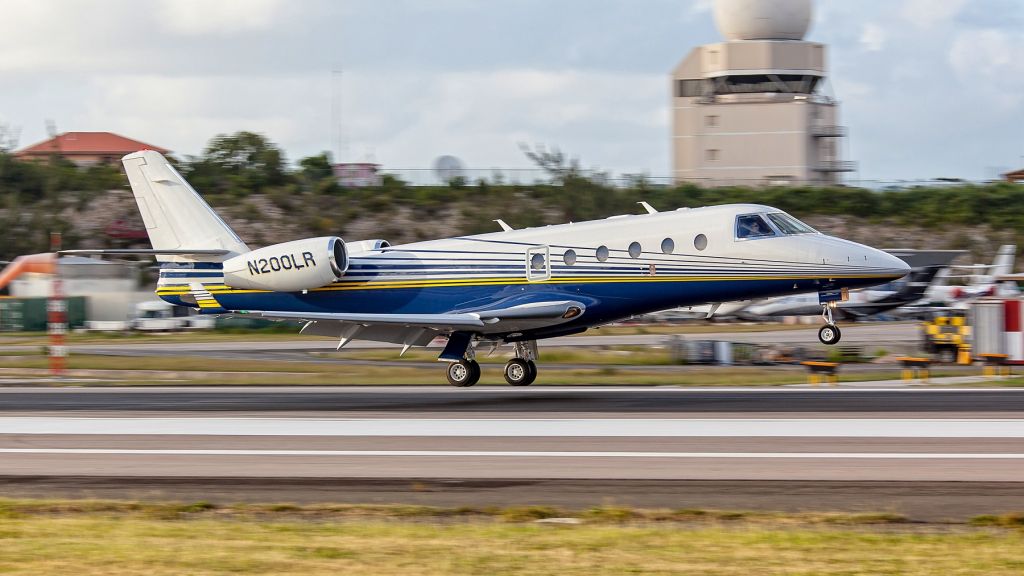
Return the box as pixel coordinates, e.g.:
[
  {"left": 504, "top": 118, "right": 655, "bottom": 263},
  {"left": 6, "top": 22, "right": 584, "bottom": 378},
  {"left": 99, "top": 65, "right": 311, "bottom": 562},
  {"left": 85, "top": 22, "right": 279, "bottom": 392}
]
[{"left": 433, "top": 155, "right": 466, "bottom": 183}]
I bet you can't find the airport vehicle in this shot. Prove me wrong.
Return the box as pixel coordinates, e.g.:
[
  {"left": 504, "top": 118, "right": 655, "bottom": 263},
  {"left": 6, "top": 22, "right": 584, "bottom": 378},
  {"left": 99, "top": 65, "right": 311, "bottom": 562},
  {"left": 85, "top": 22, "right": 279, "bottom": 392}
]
[
  {"left": 920, "top": 311, "right": 970, "bottom": 363},
  {"left": 735, "top": 265, "right": 945, "bottom": 321},
  {"left": 63, "top": 151, "right": 909, "bottom": 386}
]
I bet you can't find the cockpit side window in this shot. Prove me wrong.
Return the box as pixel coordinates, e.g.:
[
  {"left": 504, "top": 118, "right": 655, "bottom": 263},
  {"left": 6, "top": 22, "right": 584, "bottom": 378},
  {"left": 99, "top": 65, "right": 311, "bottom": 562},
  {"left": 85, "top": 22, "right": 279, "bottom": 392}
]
[
  {"left": 735, "top": 214, "right": 775, "bottom": 240},
  {"left": 766, "top": 212, "right": 816, "bottom": 235}
]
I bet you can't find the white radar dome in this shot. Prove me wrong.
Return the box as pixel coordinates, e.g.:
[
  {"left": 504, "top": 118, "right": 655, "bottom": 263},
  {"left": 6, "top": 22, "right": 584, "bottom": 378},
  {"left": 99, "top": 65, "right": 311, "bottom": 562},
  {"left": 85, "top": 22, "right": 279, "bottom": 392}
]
[{"left": 714, "top": 0, "right": 813, "bottom": 41}]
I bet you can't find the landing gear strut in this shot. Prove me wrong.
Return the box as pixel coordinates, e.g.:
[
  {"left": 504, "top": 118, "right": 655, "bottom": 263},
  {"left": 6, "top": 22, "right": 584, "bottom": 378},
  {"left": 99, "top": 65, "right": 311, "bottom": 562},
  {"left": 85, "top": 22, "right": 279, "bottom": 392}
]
[
  {"left": 818, "top": 303, "right": 842, "bottom": 346},
  {"left": 503, "top": 341, "right": 538, "bottom": 386}
]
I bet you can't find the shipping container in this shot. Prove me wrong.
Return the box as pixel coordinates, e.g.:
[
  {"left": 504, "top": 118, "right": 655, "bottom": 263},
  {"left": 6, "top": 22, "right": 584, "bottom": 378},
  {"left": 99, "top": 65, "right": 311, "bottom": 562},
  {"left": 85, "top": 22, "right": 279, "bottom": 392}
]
[{"left": 0, "top": 297, "right": 86, "bottom": 332}]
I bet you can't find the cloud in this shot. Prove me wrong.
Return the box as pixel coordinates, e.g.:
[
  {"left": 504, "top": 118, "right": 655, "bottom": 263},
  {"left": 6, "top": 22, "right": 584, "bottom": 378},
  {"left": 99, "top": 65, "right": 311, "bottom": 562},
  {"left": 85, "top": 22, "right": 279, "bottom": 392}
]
[
  {"left": 156, "top": 0, "right": 284, "bottom": 35},
  {"left": 49, "top": 67, "right": 666, "bottom": 174},
  {"left": 859, "top": 23, "right": 885, "bottom": 52},
  {"left": 949, "top": 29, "right": 1024, "bottom": 108},
  {"left": 901, "top": 0, "right": 968, "bottom": 29}
]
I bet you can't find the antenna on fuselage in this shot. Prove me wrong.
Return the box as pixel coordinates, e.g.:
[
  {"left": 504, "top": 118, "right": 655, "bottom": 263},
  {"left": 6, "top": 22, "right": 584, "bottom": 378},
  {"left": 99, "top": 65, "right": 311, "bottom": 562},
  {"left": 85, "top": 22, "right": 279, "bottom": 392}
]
[
  {"left": 494, "top": 219, "right": 514, "bottom": 232},
  {"left": 638, "top": 201, "right": 658, "bottom": 214}
]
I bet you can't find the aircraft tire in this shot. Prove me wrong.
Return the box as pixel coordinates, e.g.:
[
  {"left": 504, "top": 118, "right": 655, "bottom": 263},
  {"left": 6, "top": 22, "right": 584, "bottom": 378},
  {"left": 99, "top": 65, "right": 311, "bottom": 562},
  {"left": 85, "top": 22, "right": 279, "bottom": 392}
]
[
  {"left": 504, "top": 359, "right": 534, "bottom": 386},
  {"left": 818, "top": 325, "right": 842, "bottom": 346},
  {"left": 524, "top": 360, "right": 538, "bottom": 386},
  {"left": 447, "top": 360, "right": 481, "bottom": 387}
]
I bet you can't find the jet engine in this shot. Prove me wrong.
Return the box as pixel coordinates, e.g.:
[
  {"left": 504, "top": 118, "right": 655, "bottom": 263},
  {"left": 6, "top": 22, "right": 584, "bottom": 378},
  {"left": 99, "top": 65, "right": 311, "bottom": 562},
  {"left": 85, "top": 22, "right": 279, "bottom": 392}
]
[{"left": 222, "top": 237, "right": 348, "bottom": 292}]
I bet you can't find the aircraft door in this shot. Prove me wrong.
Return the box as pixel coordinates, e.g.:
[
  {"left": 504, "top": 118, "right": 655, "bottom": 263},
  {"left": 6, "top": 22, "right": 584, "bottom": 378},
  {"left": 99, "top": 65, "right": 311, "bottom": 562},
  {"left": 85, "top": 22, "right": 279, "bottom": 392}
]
[{"left": 526, "top": 246, "right": 551, "bottom": 282}]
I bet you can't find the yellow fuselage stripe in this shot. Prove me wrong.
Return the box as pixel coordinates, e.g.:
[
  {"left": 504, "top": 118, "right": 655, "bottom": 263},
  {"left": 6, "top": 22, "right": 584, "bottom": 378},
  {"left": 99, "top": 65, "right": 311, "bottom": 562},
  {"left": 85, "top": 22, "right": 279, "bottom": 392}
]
[{"left": 156, "top": 274, "right": 894, "bottom": 296}]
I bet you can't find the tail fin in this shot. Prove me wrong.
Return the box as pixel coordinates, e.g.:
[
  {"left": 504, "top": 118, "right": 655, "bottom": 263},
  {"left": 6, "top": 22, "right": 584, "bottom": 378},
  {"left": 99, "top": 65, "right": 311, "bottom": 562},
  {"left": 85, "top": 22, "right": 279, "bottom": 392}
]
[
  {"left": 876, "top": 265, "right": 944, "bottom": 304},
  {"left": 986, "top": 245, "right": 1016, "bottom": 279},
  {"left": 122, "top": 151, "right": 249, "bottom": 259}
]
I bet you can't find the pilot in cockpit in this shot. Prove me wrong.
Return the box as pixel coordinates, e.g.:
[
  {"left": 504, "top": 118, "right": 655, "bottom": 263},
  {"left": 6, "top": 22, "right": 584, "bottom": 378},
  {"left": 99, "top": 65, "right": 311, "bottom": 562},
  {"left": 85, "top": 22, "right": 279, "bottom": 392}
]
[{"left": 737, "top": 215, "right": 772, "bottom": 239}]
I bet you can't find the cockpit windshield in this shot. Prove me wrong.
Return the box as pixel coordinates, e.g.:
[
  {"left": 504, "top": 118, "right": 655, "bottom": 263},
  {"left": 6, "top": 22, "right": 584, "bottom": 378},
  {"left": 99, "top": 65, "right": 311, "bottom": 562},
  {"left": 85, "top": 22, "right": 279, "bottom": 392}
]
[
  {"left": 766, "top": 212, "right": 816, "bottom": 235},
  {"left": 736, "top": 214, "right": 775, "bottom": 239}
]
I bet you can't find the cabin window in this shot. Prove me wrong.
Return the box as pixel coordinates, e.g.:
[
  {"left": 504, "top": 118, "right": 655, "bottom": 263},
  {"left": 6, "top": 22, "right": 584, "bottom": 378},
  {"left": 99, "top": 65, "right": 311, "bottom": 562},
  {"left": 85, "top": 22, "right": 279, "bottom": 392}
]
[
  {"left": 596, "top": 246, "right": 610, "bottom": 262},
  {"left": 628, "top": 242, "right": 642, "bottom": 259},
  {"left": 735, "top": 214, "right": 776, "bottom": 240},
  {"left": 530, "top": 253, "right": 546, "bottom": 270},
  {"left": 563, "top": 249, "right": 577, "bottom": 266},
  {"left": 661, "top": 238, "right": 675, "bottom": 255},
  {"left": 694, "top": 234, "right": 708, "bottom": 251},
  {"left": 766, "top": 212, "right": 817, "bottom": 235}
]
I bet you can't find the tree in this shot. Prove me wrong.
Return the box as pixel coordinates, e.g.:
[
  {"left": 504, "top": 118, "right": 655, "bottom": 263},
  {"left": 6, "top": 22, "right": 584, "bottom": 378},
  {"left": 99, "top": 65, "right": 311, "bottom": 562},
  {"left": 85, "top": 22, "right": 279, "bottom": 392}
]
[
  {"left": 298, "top": 152, "right": 335, "bottom": 183},
  {"left": 184, "top": 131, "right": 289, "bottom": 195}
]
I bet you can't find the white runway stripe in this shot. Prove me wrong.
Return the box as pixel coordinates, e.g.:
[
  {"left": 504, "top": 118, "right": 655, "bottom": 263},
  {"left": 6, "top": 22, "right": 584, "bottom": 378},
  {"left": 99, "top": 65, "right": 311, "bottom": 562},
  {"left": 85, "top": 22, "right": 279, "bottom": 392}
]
[
  {"left": 2, "top": 448, "right": 1024, "bottom": 459},
  {"left": 3, "top": 417, "right": 1024, "bottom": 438}
]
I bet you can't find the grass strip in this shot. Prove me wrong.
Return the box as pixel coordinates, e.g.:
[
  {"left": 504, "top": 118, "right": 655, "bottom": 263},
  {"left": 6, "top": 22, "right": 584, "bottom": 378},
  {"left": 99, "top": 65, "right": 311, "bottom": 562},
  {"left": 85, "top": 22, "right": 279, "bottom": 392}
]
[{"left": 0, "top": 498, "right": 1021, "bottom": 575}]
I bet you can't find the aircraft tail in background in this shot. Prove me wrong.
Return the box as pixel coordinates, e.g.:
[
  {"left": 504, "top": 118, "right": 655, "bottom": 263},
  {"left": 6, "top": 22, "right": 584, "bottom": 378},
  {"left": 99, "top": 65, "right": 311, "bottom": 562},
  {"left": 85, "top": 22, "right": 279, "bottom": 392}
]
[{"left": 981, "top": 245, "right": 1017, "bottom": 283}]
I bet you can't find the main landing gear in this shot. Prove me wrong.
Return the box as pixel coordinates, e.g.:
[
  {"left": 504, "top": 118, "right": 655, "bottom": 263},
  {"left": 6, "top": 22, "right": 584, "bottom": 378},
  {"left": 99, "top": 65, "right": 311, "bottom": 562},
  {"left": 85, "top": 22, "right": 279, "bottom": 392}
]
[
  {"left": 446, "top": 357, "right": 481, "bottom": 387},
  {"left": 443, "top": 338, "right": 540, "bottom": 387},
  {"left": 503, "top": 341, "right": 538, "bottom": 387},
  {"left": 818, "top": 303, "right": 842, "bottom": 345}
]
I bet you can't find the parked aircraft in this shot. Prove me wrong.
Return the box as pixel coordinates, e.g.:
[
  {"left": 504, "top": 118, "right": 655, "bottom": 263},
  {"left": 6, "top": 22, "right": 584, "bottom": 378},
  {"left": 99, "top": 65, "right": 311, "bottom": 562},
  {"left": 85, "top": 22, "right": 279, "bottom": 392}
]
[
  {"left": 735, "top": 265, "right": 944, "bottom": 321},
  {"left": 62, "top": 151, "right": 909, "bottom": 386},
  {"left": 918, "top": 245, "right": 1017, "bottom": 305}
]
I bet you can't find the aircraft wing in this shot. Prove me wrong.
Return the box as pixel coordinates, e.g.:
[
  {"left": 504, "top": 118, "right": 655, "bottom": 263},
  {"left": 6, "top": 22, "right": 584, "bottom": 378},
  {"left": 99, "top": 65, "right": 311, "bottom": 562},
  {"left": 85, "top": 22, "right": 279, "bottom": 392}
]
[
  {"left": 248, "top": 299, "right": 586, "bottom": 348},
  {"left": 255, "top": 310, "right": 489, "bottom": 329}
]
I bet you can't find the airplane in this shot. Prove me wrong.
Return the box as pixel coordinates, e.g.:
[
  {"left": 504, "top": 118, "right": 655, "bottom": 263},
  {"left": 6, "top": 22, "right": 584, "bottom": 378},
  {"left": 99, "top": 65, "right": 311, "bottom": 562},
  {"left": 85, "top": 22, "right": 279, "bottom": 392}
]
[
  {"left": 61, "top": 151, "right": 910, "bottom": 386},
  {"left": 734, "top": 265, "right": 945, "bottom": 321},
  {"left": 918, "top": 245, "right": 1017, "bottom": 304}
]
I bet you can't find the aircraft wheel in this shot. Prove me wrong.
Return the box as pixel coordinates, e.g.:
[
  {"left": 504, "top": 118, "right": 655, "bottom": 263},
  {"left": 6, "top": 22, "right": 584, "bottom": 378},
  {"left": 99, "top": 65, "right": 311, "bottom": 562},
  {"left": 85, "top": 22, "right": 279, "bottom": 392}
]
[
  {"left": 818, "top": 325, "right": 842, "bottom": 346},
  {"left": 504, "top": 359, "right": 534, "bottom": 386},
  {"left": 447, "top": 360, "right": 481, "bottom": 387},
  {"left": 524, "top": 360, "right": 538, "bottom": 386}
]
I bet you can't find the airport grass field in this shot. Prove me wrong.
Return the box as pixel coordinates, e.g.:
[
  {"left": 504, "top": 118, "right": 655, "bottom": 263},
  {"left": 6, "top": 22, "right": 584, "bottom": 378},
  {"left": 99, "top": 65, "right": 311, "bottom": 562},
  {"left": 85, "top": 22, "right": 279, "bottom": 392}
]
[
  {"left": 0, "top": 500, "right": 1022, "bottom": 575},
  {"left": 0, "top": 351, "right": 994, "bottom": 386}
]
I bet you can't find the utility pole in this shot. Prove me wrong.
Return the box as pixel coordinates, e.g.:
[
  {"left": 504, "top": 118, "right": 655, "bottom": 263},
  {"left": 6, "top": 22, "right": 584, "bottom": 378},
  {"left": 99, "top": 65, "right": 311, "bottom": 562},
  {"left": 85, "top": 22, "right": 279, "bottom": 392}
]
[{"left": 48, "top": 232, "right": 66, "bottom": 377}]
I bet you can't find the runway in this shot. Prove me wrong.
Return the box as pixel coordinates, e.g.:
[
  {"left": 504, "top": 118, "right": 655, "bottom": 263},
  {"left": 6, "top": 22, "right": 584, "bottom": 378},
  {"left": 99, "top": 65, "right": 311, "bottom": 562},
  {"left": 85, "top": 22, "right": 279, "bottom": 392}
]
[
  {"left": 2, "top": 386, "right": 1023, "bottom": 414},
  {"left": 2, "top": 386, "right": 1022, "bottom": 520}
]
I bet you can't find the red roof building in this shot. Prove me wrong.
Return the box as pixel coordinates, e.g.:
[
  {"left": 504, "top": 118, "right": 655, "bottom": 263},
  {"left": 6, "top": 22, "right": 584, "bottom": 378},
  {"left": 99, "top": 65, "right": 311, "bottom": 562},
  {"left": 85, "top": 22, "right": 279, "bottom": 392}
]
[
  {"left": 1007, "top": 169, "right": 1024, "bottom": 183},
  {"left": 14, "top": 132, "right": 170, "bottom": 167}
]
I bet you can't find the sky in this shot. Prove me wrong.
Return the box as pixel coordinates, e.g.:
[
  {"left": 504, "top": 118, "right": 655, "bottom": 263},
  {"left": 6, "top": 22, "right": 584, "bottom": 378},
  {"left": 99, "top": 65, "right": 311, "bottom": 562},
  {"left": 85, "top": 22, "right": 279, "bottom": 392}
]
[{"left": 1, "top": 0, "right": 1022, "bottom": 181}]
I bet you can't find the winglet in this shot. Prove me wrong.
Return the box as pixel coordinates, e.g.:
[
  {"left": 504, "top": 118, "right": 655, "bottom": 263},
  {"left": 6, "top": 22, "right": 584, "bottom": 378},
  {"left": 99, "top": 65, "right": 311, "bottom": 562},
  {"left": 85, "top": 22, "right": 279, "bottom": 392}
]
[
  {"left": 638, "top": 202, "right": 658, "bottom": 214},
  {"left": 494, "top": 219, "right": 514, "bottom": 232}
]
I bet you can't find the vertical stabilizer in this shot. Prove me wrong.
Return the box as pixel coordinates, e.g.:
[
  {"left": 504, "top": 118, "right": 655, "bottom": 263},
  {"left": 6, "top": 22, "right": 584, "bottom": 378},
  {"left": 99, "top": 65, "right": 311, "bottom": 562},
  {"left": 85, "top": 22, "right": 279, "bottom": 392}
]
[
  {"left": 122, "top": 151, "right": 249, "bottom": 259},
  {"left": 987, "top": 245, "right": 1017, "bottom": 280}
]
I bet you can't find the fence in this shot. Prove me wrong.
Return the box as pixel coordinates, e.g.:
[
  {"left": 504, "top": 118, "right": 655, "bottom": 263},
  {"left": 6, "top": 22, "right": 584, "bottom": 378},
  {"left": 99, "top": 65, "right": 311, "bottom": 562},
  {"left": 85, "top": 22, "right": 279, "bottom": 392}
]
[{"left": 377, "top": 168, "right": 994, "bottom": 190}]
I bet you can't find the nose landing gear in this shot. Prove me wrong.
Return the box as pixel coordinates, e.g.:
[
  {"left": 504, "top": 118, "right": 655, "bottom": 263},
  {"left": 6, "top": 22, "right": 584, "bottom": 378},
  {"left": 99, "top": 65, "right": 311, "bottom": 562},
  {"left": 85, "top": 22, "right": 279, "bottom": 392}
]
[{"left": 818, "top": 302, "right": 842, "bottom": 345}]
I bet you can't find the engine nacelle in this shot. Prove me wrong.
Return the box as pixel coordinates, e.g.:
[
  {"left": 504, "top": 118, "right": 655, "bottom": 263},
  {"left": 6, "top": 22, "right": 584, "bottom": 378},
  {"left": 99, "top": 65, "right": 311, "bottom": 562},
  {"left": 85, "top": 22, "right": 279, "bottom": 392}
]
[
  {"left": 346, "top": 239, "right": 391, "bottom": 255},
  {"left": 222, "top": 237, "right": 348, "bottom": 292}
]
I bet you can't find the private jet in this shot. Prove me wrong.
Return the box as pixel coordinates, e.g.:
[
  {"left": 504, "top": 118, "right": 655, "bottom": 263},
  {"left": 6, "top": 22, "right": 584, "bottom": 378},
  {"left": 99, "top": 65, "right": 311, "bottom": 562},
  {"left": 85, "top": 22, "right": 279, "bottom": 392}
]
[
  {"left": 63, "top": 151, "right": 909, "bottom": 386},
  {"left": 733, "top": 265, "right": 944, "bottom": 321}
]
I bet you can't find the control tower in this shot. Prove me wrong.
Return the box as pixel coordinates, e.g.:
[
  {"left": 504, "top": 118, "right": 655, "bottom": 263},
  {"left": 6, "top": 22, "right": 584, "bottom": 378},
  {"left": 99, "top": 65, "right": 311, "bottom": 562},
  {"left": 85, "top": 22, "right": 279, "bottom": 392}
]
[{"left": 671, "top": 0, "right": 854, "bottom": 186}]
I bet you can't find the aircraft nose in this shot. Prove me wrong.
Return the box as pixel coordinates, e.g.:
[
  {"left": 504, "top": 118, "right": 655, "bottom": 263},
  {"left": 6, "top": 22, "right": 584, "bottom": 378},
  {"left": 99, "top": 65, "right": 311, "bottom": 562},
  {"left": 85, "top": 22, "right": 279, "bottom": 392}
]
[{"left": 875, "top": 248, "right": 911, "bottom": 279}]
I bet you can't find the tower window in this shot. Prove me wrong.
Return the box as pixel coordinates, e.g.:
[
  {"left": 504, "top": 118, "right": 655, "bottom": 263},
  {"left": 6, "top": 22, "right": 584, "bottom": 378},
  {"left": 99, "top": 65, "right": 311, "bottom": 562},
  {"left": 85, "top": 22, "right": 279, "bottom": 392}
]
[
  {"left": 706, "top": 149, "right": 721, "bottom": 161},
  {"left": 705, "top": 115, "right": 719, "bottom": 127}
]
